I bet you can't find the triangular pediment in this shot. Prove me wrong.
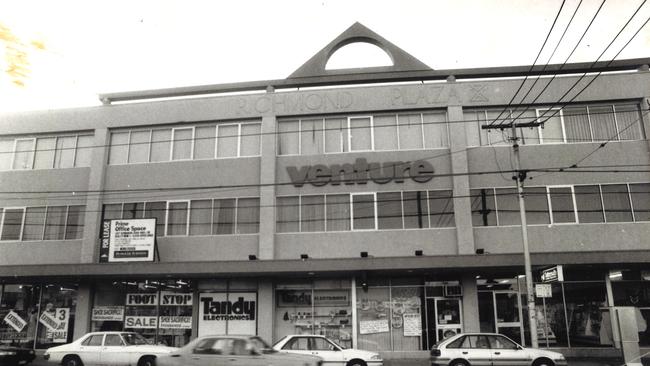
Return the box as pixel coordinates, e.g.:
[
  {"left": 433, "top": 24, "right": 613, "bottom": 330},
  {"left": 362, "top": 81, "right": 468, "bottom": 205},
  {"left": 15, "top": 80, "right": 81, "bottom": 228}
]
[{"left": 288, "top": 22, "right": 432, "bottom": 79}]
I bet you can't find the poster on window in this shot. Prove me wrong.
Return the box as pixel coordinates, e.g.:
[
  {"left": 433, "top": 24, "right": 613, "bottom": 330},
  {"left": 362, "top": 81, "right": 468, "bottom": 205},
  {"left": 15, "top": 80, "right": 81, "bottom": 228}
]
[
  {"left": 159, "top": 316, "right": 192, "bottom": 329},
  {"left": 403, "top": 313, "right": 422, "bottom": 336},
  {"left": 51, "top": 308, "right": 69, "bottom": 343},
  {"left": 198, "top": 292, "right": 256, "bottom": 337},
  {"left": 3, "top": 310, "right": 27, "bottom": 332},
  {"left": 92, "top": 306, "right": 125, "bottom": 321},
  {"left": 102, "top": 219, "right": 156, "bottom": 262},
  {"left": 359, "top": 319, "right": 389, "bottom": 334}
]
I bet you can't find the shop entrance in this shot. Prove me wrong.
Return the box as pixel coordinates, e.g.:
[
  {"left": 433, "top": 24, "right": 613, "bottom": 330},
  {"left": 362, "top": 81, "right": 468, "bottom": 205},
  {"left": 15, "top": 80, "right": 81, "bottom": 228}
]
[
  {"left": 478, "top": 288, "right": 525, "bottom": 345},
  {"left": 425, "top": 297, "right": 463, "bottom": 346}
]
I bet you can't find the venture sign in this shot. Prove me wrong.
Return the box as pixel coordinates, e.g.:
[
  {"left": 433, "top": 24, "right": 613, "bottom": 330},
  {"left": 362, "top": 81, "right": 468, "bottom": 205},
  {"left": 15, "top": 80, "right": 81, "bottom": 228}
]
[{"left": 287, "top": 158, "right": 435, "bottom": 187}]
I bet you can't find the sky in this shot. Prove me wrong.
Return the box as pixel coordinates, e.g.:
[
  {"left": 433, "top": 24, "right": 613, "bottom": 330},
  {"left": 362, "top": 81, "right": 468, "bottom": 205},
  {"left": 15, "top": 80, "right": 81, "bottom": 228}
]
[{"left": 1, "top": 0, "right": 650, "bottom": 113}]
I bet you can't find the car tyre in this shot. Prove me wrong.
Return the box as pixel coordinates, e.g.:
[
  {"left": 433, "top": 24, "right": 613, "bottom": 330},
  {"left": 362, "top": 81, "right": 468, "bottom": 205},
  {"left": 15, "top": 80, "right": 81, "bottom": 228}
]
[
  {"left": 449, "top": 359, "right": 469, "bottom": 366},
  {"left": 62, "top": 355, "right": 83, "bottom": 366},
  {"left": 532, "top": 358, "right": 555, "bottom": 366},
  {"left": 138, "top": 356, "right": 156, "bottom": 366},
  {"left": 346, "top": 360, "right": 367, "bottom": 366}
]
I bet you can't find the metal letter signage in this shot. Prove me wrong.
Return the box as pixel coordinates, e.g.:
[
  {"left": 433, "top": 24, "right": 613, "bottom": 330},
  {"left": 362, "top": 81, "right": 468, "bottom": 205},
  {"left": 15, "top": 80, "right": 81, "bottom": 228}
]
[{"left": 287, "top": 158, "right": 434, "bottom": 187}]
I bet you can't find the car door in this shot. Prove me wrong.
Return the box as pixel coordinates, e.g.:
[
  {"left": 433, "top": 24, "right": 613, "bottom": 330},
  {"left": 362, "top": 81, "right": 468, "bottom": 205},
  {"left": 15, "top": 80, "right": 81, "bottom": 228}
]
[
  {"left": 487, "top": 335, "right": 530, "bottom": 366},
  {"left": 226, "top": 338, "right": 266, "bottom": 366},
  {"left": 99, "top": 334, "right": 131, "bottom": 366},
  {"left": 78, "top": 334, "right": 104, "bottom": 365},
  {"left": 449, "top": 335, "right": 492, "bottom": 366},
  {"left": 308, "top": 336, "right": 345, "bottom": 365},
  {"left": 188, "top": 337, "right": 231, "bottom": 366}
]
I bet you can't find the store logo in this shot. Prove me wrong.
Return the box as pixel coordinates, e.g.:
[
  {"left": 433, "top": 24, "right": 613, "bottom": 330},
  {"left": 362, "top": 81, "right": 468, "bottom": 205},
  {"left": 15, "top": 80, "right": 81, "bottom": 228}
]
[
  {"left": 201, "top": 297, "right": 256, "bottom": 321},
  {"left": 287, "top": 158, "right": 435, "bottom": 187}
]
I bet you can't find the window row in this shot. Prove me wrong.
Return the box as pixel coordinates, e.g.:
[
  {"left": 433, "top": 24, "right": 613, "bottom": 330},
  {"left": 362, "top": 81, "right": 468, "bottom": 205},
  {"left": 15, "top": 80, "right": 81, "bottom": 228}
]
[
  {"left": 0, "top": 134, "right": 94, "bottom": 171},
  {"left": 0, "top": 206, "right": 85, "bottom": 241},
  {"left": 102, "top": 198, "right": 260, "bottom": 236},
  {"left": 277, "top": 112, "right": 449, "bottom": 156},
  {"left": 465, "top": 103, "right": 645, "bottom": 146},
  {"left": 108, "top": 122, "right": 261, "bottom": 165},
  {"left": 471, "top": 183, "right": 650, "bottom": 227},
  {"left": 276, "top": 190, "right": 454, "bottom": 233}
]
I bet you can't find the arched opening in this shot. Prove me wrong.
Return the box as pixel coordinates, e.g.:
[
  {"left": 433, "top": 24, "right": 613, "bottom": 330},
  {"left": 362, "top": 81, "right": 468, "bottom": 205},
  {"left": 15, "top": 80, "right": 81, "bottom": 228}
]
[{"left": 325, "top": 41, "right": 393, "bottom": 70}]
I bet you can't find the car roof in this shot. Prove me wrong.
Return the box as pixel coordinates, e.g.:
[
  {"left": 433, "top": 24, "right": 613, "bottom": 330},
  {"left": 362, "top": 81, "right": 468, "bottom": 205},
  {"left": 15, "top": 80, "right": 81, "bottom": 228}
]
[{"left": 197, "top": 335, "right": 257, "bottom": 339}]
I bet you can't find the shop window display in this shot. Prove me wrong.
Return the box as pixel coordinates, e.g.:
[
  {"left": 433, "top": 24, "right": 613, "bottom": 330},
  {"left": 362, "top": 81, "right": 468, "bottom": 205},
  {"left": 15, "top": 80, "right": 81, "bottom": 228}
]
[
  {"left": 36, "top": 284, "right": 77, "bottom": 349},
  {"left": 274, "top": 283, "right": 352, "bottom": 348},
  {"left": 610, "top": 273, "right": 650, "bottom": 346},
  {"left": 0, "top": 284, "right": 41, "bottom": 347}
]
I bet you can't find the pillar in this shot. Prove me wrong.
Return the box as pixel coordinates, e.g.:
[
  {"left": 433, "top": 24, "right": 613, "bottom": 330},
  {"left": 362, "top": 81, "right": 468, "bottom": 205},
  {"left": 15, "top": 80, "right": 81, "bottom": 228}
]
[
  {"left": 258, "top": 114, "right": 277, "bottom": 260},
  {"left": 461, "top": 273, "right": 480, "bottom": 333},
  {"left": 73, "top": 283, "right": 93, "bottom": 339},
  {"left": 257, "top": 280, "right": 274, "bottom": 342}
]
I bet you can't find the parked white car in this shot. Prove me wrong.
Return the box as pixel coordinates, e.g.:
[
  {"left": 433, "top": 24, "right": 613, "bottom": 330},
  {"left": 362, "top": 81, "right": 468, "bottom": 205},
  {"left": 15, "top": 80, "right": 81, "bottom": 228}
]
[
  {"left": 43, "top": 331, "right": 177, "bottom": 366},
  {"left": 430, "top": 333, "right": 567, "bottom": 366},
  {"left": 273, "top": 334, "right": 383, "bottom": 366}
]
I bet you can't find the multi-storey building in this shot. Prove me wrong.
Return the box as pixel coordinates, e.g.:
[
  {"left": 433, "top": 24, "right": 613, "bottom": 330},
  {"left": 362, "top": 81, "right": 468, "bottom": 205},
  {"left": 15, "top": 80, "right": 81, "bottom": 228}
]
[{"left": 1, "top": 23, "right": 649, "bottom": 360}]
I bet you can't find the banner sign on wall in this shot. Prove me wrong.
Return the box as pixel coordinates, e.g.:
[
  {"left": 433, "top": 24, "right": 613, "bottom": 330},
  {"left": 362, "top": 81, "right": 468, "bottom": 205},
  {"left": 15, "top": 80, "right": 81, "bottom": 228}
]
[
  {"left": 99, "top": 219, "right": 156, "bottom": 262},
  {"left": 159, "top": 316, "right": 192, "bottom": 329},
  {"left": 160, "top": 291, "right": 193, "bottom": 306},
  {"left": 125, "top": 316, "right": 157, "bottom": 329},
  {"left": 3, "top": 310, "right": 27, "bottom": 332},
  {"left": 126, "top": 293, "right": 158, "bottom": 306},
  {"left": 198, "top": 292, "right": 257, "bottom": 337},
  {"left": 92, "top": 306, "right": 125, "bottom": 321}
]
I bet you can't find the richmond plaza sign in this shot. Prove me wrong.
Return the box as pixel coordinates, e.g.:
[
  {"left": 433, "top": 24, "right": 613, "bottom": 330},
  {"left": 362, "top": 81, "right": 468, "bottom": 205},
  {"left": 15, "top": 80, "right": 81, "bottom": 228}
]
[{"left": 287, "top": 158, "right": 435, "bottom": 187}]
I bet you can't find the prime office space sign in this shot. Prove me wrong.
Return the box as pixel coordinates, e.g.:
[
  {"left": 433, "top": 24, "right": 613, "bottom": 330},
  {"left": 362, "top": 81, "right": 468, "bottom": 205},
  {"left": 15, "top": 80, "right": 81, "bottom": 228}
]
[
  {"left": 287, "top": 158, "right": 435, "bottom": 187},
  {"left": 99, "top": 219, "right": 156, "bottom": 262}
]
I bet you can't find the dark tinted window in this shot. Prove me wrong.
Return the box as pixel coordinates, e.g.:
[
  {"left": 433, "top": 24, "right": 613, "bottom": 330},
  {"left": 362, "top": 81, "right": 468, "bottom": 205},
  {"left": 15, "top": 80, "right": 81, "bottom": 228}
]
[
  {"left": 82, "top": 335, "right": 104, "bottom": 346},
  {"left": 446, "top": 336, "right": 465, "bottom": 349}
]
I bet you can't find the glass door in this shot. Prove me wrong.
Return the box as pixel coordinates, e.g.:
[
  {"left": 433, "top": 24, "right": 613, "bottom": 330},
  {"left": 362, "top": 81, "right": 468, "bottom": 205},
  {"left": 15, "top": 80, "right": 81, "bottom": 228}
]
[
  {"left": 434, "top": 298, "right": 463, "bottom": 343},
  {"left": 493, "top": 291, "right": 524, "bottom": 345}
]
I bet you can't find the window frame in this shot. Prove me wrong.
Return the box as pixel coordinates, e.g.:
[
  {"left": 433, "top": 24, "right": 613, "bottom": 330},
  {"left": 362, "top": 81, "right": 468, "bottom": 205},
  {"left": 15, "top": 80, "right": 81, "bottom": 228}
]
[
  {"left": 126, "top": 129, "right": 152, "bottom": 164},
  {"left": 396, "top": 113, "right": 425, "bottom": 150},
  {"left": 54, "top": 135, "right": 79, "bottom": 169},
  {"left": 0, "top": 207, "right": 26, "bottom": 241},
  {"left": 165, "top": 200, "right": 191, "bottom": 236},
  {"left": 347, "top": 116, "right": 374, "bottom": 152},
  {"left": 12, "top": 138, "right": 36, "bottom": 170},
  {"left": 537, "top": 108, "right": 566, "bottom": 144},
  {"left": 239, "top": 121, "right": 262, "bottom": 157},
  {"left": 350, "top": 192, "right": 377, "bottom": 231},
  {"left": 234, "top": 196, "right": 261, "bottom": 234},
  {"left": 170, "top": 127, "right": 195, "bottom": 161},
  {"left": 216, "top": 123, "right": 240, "bottom": 158},
  {"left": 547, "top": 185, "right": 578, "bottom": 224}
]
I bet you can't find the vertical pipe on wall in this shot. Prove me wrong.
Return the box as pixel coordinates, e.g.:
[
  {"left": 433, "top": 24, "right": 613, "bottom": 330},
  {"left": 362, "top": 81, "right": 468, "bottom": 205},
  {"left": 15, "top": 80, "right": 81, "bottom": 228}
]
[{"left": 351, "top": 276, "right": 358, "bottom": 348}]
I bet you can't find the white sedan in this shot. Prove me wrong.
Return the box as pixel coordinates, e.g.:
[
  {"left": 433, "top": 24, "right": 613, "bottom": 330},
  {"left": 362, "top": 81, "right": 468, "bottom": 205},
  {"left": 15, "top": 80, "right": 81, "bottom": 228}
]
[
  {"left": 430, "top": 333, "right": 567, "bottom": 366},
  {"left": 43, "top": 332, "right": 177, "bottom": 366},
  {"left": 273, "top": 334, "right": 383, "bottom": 366}
]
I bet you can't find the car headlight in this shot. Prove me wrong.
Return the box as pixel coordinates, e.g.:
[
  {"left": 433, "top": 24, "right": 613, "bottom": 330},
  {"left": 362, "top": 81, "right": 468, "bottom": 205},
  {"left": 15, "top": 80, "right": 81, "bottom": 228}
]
[
  {"left": 370, "top": 354, "right": 382, "bottom": 360},
  {"left": 0, "top": 351, "right": 17, "bottom": 356}
]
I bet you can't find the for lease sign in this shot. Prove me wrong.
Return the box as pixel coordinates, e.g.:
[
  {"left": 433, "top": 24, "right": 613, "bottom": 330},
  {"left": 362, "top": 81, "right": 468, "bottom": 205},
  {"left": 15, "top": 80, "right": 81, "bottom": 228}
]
[{"left": 107, "top": 219, "right": 156, "bottom": 262}]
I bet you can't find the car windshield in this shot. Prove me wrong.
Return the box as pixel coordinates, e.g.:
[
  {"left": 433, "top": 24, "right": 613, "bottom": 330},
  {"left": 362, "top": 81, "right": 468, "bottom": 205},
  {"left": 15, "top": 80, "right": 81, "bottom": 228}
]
[
  {"left": 122, "top": 333, "right": 150, "bottom": 346},
  {"left": 250, "top": 336, "right": 276, "bottom": 354}
]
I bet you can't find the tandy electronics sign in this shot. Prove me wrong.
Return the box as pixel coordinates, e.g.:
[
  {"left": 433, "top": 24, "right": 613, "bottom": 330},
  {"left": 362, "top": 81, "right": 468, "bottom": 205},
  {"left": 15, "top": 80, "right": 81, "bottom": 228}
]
[{"left": 287, "top": 158, "right": 435, "bottom": 187}]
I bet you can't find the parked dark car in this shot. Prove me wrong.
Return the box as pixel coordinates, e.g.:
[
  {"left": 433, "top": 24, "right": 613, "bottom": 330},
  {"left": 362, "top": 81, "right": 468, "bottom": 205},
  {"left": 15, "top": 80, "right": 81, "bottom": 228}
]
[{"left": 0, "top": 344, "right": 36, "bottom": 366}]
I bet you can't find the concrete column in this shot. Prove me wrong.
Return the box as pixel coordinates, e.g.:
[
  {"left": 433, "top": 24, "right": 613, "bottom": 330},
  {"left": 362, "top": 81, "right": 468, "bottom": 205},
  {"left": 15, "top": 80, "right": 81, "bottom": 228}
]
[
  {"left": 258, "top": 114, "right": 277, "bottom": 260},
  {"left": 73, "top": 283, "right": 93, "bottom": 339},
  {"left": 447, "top": 104, "right": 475, "bottom": 255},
  {"left": 461, "top": 273, "right": 480, "bottom": 333},
  {"left": 80, "top": 128, "right": 109, "bottom": 263},
  {"left": 257, "top": 280, "right": 274, "bottom": 342}
]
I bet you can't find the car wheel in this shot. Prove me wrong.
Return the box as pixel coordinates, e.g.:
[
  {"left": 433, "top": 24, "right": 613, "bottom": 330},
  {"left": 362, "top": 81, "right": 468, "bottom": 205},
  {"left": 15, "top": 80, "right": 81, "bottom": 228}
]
[
  {"left": 62, "top": 355, "right": 84, "bottom": 366},
  {"left": 449, "top": 359, "right": 469, "bottom": 366},
  {"left": 532, "top": 358, "right": 555, "bottom": 366},
  {"left": 346, "top": 360, "right": 367, "bottom": 366},
  {"left": 138, "top": 356, "right": 156, "bottom": 366}
]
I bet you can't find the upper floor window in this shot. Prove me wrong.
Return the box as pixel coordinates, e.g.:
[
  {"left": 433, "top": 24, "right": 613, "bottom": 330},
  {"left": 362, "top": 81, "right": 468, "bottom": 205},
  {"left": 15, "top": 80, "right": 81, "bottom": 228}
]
[
  {"left": 277, "top": 111, "right": 448, "bottom": 156},
  {"left": 276, "top": 190, "right": 454, "bottom": 233},
  {"left": 0, "top": 134, "right": 94, "bottom": 171},
  {"left": 470, "top": 182, "right": 649, "bottom": 226},
  {"left": 0, "top": 205, "right": 85, "bottom": 241},
  {"left": 108, "top": 121, "right": 261, "bottom": 165},
  {"left": 465, "top": 102, "right": 645, "bottom": 146},
  {"left": 102, "top": 197, "right": 260, "bottom": 236}
]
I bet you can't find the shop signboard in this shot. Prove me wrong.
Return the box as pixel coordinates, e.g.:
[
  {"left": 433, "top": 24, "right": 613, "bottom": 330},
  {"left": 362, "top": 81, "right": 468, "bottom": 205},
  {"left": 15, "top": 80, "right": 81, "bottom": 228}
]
[
  {"left": 126, "top": 293, "right": 159, "bottom": 306},
  {"left": 51, "top": 308, "right": 69, "bottom": 343},
  {"left": 359, "top": 319, "right": 389, "bottom": 334},
  {"left": 100, "top": 219, "right": 156, "bottom": 262},
  {"left": 125, "top": 316, "right": 158, "bottom": 329},
  {"left": 92, "top": 306, "right": 125, "bottom": 321},
  {"left": 159, "top": 316, "right": 192, "bottom": 329},
  {"left": 541, "top": 265, "right": 564, "bottom": 283},
  {"left": 160, "top": 291, "right": 193, "bottom": 306},
  {"left": 403, "top": 313, "right": 422, "bottom": 336},
  {"left": 313, "top": 290, "right": 349, "bottom": 306},
  {"left": 3, "top": 310, "right": 27, "bottom": 332},
  {"left": 277, "top": 290, "right": 312, "bottom": 307},
  {"left": 535, "top": 284, "right": 553, "bottom": 298},
  {"left": 198, "top": 292, "right": 256, "bottom": 336}
]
